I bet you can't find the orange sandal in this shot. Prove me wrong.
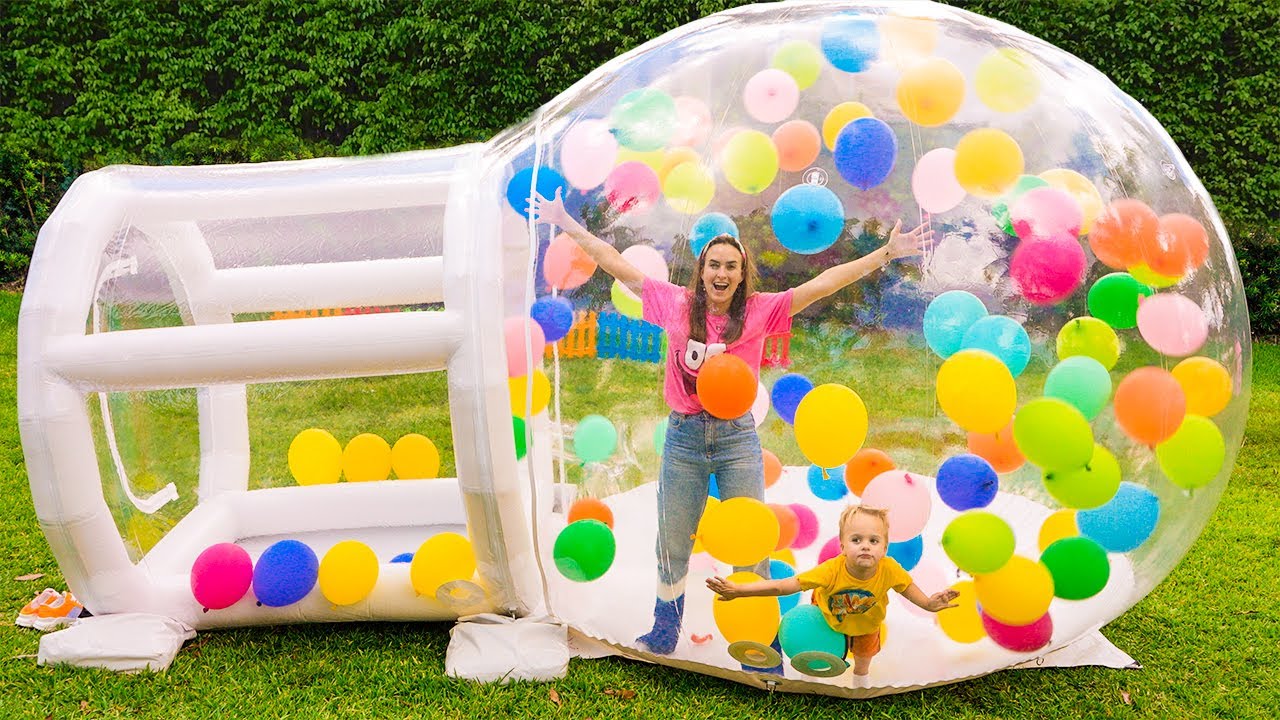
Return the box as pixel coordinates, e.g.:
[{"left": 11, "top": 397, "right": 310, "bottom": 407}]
[{"left": 33, "top": 591, "right": 84, "bottom": 631}]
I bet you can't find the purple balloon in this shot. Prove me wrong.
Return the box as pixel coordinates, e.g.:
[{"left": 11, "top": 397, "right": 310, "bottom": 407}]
[
  {"left": 834, "top": 117, "right": 897, "bottom": 190},
  {"left": 936, "top": 454, "right": 999, "bottom": 511}
]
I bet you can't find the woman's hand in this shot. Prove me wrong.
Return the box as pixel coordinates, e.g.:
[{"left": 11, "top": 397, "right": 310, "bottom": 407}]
[
  {"left": 706, "top": 575, "right": 743, "bottom": 601},
  {"left": 527, "top": 187, "right": 573, "bottom": 227},
  {"left": 884, "top": 218, "right": 935, "bottom": 260}
]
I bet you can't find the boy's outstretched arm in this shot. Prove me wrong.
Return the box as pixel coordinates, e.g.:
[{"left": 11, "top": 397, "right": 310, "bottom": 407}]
[
  {"left": 900, "top": 583, "right": 960, "bottom": 612},
  {"left": 706, "top": 575, "right": 803, "bottom": 600},
  {"left": 788, "top": 218, "right": 934, "bottom": 316}
]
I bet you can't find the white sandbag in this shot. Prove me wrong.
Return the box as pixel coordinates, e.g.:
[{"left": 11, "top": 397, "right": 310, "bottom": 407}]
[
  {"left": 446, "top": 614, "right": 568, "bottom": 683},
  {"left": 37, "top": 613, "right": 195, "bottom": 673}
]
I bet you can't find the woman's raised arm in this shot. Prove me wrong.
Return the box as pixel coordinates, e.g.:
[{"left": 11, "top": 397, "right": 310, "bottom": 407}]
[
  {"left": 529, "top": 189, "right": 647, "bottom": 295},
  {"left": 789, "top": 219, "right": 934, "bottom": 316}
]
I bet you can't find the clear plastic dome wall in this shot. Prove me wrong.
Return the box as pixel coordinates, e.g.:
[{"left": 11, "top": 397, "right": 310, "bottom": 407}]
[{"left": 494, "top": 0, "right": 1250, "bottom": 694}]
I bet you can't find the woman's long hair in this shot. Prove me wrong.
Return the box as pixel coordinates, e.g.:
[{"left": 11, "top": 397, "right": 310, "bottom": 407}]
[{"left": 687, "top": 233, "right": 757, "bottom": 344}]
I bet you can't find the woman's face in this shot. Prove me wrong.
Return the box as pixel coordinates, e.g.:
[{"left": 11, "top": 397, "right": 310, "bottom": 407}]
[{"left": 700, "top": 242, "right": 744, "bottom": 310}]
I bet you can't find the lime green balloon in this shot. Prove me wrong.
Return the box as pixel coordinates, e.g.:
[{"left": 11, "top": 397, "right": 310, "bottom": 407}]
[
  {"left": 941, "top": 511, "right": 1015, "bottom": 574},
  {"left": 1044, "top": 356, "right": 1112, "bottom": 420},
  {"left": 721, "top": 130, "right": 779, "bottom": 194},
  {"left": 772, "top": 40, "right": 823, "bottom": 89},
  {"left": 513, "top": 416, "right": 528, "bottom": 459},
  {"left": 1042, "top": 443, "right": 1121, "bottom": 509},
  {"left": 554, "top": 519, "right": 616, "bottom": 582},
  {"left": 573, "top": 414, "right": 618, "bottom": 464},
  {"left": 1056, "top": 316, "right": 1120, "bottom": 370},
  {"left": 991, "top": 175, "right": 1049, "bottom": 235},
  {"left": 1040, "top": 536, "right": 1110, "bottom": 600},
  {"left": 610, "top": 280, "right": 642, "bottom": 318},
  {"left": 1013, "top": 397, "right": 1094, "bottom": 470},
  {"left": 1087, "top": 273, "right": 1153, "bottom": 329},
  {"left": 1156, "top": 414, "right": 1226, "bottom": 489},
  {"left": 609, "top": 88, "right": 677, "bottom": 151}
]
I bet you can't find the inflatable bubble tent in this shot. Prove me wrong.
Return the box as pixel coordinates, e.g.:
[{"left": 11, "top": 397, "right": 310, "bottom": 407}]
[{"left": 16, "top": 0, "right": 1250, "bottom": 697}]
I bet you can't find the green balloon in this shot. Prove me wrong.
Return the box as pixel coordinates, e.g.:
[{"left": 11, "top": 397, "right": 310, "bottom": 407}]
[
  {"left": 1087, "top": 273, "right": 1153, "bottom": 329},
  {"left": 1040, "top": 536, "right": 1110, "bottom": 600},
  {"left": 1043, "top": 443, "right": 1121, "bottom": 509},
  {"left": 553, "top": 519, "right": 616, "bottom": 582},
  {"left": 608, "top": 88, "right": 677, "bottom": 151},
  {"left": 1044, "top": 356, "right": 1113, "bottom": 420},
  {"left": 653, "top": 418, "right": 669, "bottom": 457},
  {"left": 610, "top": 281, "right": 643, "bottom": 318},
  {"left": 1156, "top": 415, "right": 1226, "bottom": 489},
  {"left": 772, "top": 40, "right": 823, "bottom": 90},
  {"left": 1013, "top": 397, "right": 1094, "bottom": 470},
  {"left": 941, "top": 511, "right": 1015, "bottom": 574},
  {"left": 991, "top": 175, "right": 1050, "bottom": 235},
  {"left": 573, "top": 414, "right": 618, "bottom": 464},
  {"left": 513, "top": 416, "right": 528, "bottom": 460},
  {"left": 1056, "top": 317, "right": 1120, "bottom": 370}
]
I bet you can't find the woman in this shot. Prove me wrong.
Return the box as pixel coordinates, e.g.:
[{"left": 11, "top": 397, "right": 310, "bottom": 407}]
[{"left": 530, "top": 188, "right": 933, "bottom": 656}]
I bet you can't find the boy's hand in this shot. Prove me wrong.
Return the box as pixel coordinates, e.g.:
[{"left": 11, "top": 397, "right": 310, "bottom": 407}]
[
  {"left": 926, "top": 588, "right": 961, "bottom": 612},
  {"left": 706, "top": 575, "right": 741, "bottom": 600}
]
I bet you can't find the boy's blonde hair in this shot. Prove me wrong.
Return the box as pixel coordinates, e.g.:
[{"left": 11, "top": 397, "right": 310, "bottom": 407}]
[{"left": 838, "top": 504, "right": 890, "bottom": 538}]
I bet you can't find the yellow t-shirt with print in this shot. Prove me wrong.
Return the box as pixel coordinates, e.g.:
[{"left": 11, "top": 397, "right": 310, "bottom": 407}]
[{"left": 796, "top": 556, "right": 913, "bottom": 636}]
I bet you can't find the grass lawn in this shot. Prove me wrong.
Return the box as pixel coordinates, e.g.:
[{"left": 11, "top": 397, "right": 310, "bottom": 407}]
[{"left": 1, "top": 288, "right": 1277, "bottom": 718}]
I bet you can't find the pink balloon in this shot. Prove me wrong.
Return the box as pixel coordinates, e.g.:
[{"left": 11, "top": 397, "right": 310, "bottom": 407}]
[
  {"left": 1011, "top": 187, "right": 1083, "bottom": 241},
  {"left": 543, "top": 233, "right": 598, "bottom": 291},
  {"left": 743, "top": 68, "right": 800, "bottom": 123},
  {"left": 671, "top": 96, "right": 712, "bottom": 148},
  {"left": 859, "top": 470, "right": 932, "bottom": 542},
  {"left": 895, "top": 559, "right": 946, "bottom": 618},
  {"left": 1009, "top": 236, "right": 1087, "bottom": 305},
  {"left": 560, "top": 119, "right": 618, "bottom": 190},
  {"left": 1136, "top": 293, "right": 1208, "bottom": 357},
  {"left": 982, "top": 611, "right": 1053, "bottom": 652},
  {"left": 789, "top": 503, "right": 821, "bottom": 549},
  {"left": 912, "top": 148, "right": 965, "bottom": 213},
  {"left": 504, "top": 316, "right": 546, "bottom": 377},
  {"left": 190, "top": 543, "right": 253, "bottom": 610},
  {"left": 818, "top": 535, "right": 841, "bottom": 564},
  {"left": 613, "top": 244, "right": 669, "bottom": 304},
  {"left": 751, "top": 381, "right": 770, "bottom": 427},
  {"left": 604, "top": 161, "right": 660, "bottom": 216}
]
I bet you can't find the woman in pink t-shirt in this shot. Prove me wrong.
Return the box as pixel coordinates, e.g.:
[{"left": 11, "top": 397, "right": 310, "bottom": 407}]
[{"left": 531, "top": 189, "right": 932, "bottom": 658}]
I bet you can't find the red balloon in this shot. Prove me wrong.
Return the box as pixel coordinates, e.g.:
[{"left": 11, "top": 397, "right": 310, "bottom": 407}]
[
  {"left": 696, "top": 354, "right": 757, "bottom": 419},
  {"left": 981, "top": 611, "right": 1053, "bottom": 652}
]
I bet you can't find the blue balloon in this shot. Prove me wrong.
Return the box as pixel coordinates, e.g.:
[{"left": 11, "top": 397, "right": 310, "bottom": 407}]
[
  {"left": 390, "top": 552, "right": 414, "bottom": 564},
  {"left": 834, "top": 117, "right": 897, "bottom": 190},
  {"left": 1078, "top": 481, "right": 1160, "bottom": 553},
  {"left": 923, "top": 291, "right": 989, "bottom": 359},
  {"left": 887, "top": 534, "right": 923, "bottom": 571},
  {"left": 252, "top": 539, "right": 318, "bottom": 607},
  {"left": 530, "top": 296, "right": 575, "bottom": 342},
  {"left": 961, "top": 315, "right": 1032, "bottom": 377},
  {"left": 770, "top": 374, "right": 815, "bottom": 425},
  {"left": 820, "top": 17, "right": 879, "bottom": 73},
  {"left": 807, "top": 464, "right": 848, "bottom": 501},
  {"left": 769, "top": 559, "right": 800, "bottom": 614},
  {"left": 506, "top": 166, "right": 568, "bottom": 218},
  {"left": 708, "top": 472, "right": 720, "bottom": 500},
  {"left": 936, "top": 454, "right": 999, "bottom": 511},
  {"left": 690, "top": 212, "right": 739, "bottom": 257},
  {"left": 771, "top": 184, "right": 845, "bottom": 254}
]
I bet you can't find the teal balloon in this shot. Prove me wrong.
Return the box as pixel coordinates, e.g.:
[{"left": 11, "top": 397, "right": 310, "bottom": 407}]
[
  {"left": 1087, "top": 273, "right": 1153, "bottom": 329},
  {"left": 608, "top": 88, "right": 677, "bottom": 151},
  {"left": 961, "top": 315, "right": 1032, "bottom": 377},
  {"left": 654, "top": 418, "right": 669, "bottom": 456},
  {"left": 1156, "top": 415, "right": 1226, "bottom": 489},
  {"left": 1042, "top": 443, "right": 1121, "bottom": 509},
  {"left": 923, "top": 290, "right": 988, "bottom": 359},
  {"left": 1077, "top": 482, "right": 1159, "bottom": 553},
  {"left": 553, "top": 520, "right": 616, "bottom": 582},
  {"left": 779, "top": 604, "right": 845, "bottom": 658},
  {"left": 941, "top": 511, "right": 1015, "bottom": 574},
  {"left": 992, "top": 175, "right": 1050, "bottom": 235},
  {"left": 769, "top": 559, "right": 801, "bottom": 614},
  {"left": 573, "top": 414, "right": 618, "bottom": 464},
  {"left": 1044, "top": 356, "right": 1113, "bottom": 420},
  {"left": 1013, "top": 398, "right": 1094, "bottom": 470},
  {"left": 1040, "top": 536, "right": 1111, "bottom": 599}
]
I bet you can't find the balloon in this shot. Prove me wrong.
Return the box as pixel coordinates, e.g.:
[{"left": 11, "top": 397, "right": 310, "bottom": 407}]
[
  {"left": 506, "top": 166, "right": 568, "bottom": 218},
  {"left": 1089, "top": 198, "right": 1157, "bottom": 270},
  {"left": 860, "top": 470, "right": 932, "bottom": 542},
  {"left": 572, "top": 415, "right": 617, "bottom": 466},
  {"left": 288, "top": 428, "right": 343, "bottom": 486},
  {"left": 508, "top": 370, "right": 551, "bottom": 417},
  {"left": 1042, "top": 443, "right": 1121, "bottom": 509},
  {"left": 1077, "top": 482, "right": 1160, "bottom": 552},
  {"left": 897, "top": 57, "right": 965, "bottom": 126},
  {"left": 844, "top": 448, "right": 896, "bottom": 495},
  {"left": 807, "top": 464, "right": 849, "bottom": 501},
  {"left": 720, "top": 130, "right": 778, "bottom": 194},
  {"left": 1040, "top": 536, "right": 1110, "bottom": 600},
  {"left": 879, "top": 15, "right": 938, "bottom": 67},
  {"left": 942, "top": 511, "right": 1015, "bottom": 574},
  {"left": 780, "top": 604, "right": 846, "bottom": 666},
  {"left": 560, "top": 119, "right": 618, "bottom": 189},
  {"left": 974, "top": 555, "right": 1054, "bottom": 626},
  {"left": 750, "top": 381, "right": 770, "bottom": 427},
  {"left": 794, "top": 384, "right": 869, "bottom": 469},
  {"left": 653, "top": 417, "right": 668, "bottom": 456},
  {"left": 1114, "top": 367, "right": 1186, "bottom": 446},
  {"left": 769, "top": 559, "right": 801, "bottom": 614},
  {"left": 1136, "top": 293, "right": 1209, "bottom": 357},
  {"left": 253, "top": 539, "right": 319, "bottom": 607},
  {"left": 789, "top": 504, "right": 820, "bottom": 549},
  {"left": 937, "top": 581, "right": 985, "bottom": 644},
  {"left": 1009, "top": 235, "right": 1087, "bottom": 305},
  {"left": 771, "top": 40, "right": 823, "bottom": 89},
  {"left": 619, "top": 244, "right": 669, "bottom": 290},
  {"left": 342, "top": 433, "right": 392, "bottom": 483},
  {"left": 1087, "top": 272, "right": 1153, "bottom": 330},
  {"left": 191, "top": 543, "right": 253, "bottom": 610},
  {"left": 975, "top": 48, "right": 1041, "bottom": 113},
  {"left": 936, "top": 349, "right": 1017, "bottom": 433},
  {"left": 319, "top": 540, "right": 379, "bottom": 606},
  {"left": 967, "top": 421, "right": 1025, "bottom": 474},
  {"left": 1010, "top": 187, "right": 1083, "bottom": 241},
  {"left": 982, "top": 612, "right": 1052, "bottom": 652},
  {"left": 708, "top": 473, "right": 720, "bottom": 500},
  {"left": 770, "top": 373, "right": 814, "bottom": 425},
  {"left": 936, "top": 453, "right": 999, "bottom": 511},
  {"left": 1142, "top": 213, "right": 1210, "bottom": 277},
  {"left": 1128, "top": 262, "right": 1181, "bottom": 288},
  {"left": 391, "top": 434, "right": 440, "bottom": 480},
  {"left": 1056, "top": 317, "right": 1120, "bottom": 370},
  {"left": 670, "top": 95, "right": 712, "bottom": 148},
  {"left": 1043, "top": 355, "right": 1112, "bottom": 420},
  {"left": 530, "top": 296, "right": 575, "bottom": 342},
  {"left": 610, "top": 281, "right": 642, "bottom": 318},
  {"left": 821, "top": 17, "right": 879, "bottom": 73},
  {"left": 821, "top": 101, "right": 873, "bottom": 150},
  {"left": 834, "top": 116, "right": 897, "bottom": 190},
  {"left": 912, "top": 148, "right": 966, "bottom": 214},
  {"left": 512, "top": 416, "right": 528, "bottom": 460},
  {"left": 992, "top": 175, "right": 1050, "bottom": 235},
  {"left": 659, "top": 147, "right": 701, "bottom": 182},
  {"left": 954, "top": 128, "right": 1023, "bottom": 198},
  {"left": 1038, "top": 510, "right": 1078, "bottom": 553},
  {"left": 543, "top": 233, "right": 597, "bottom": 290},
  {"left": 771, "top": 183, "right": 845, "bottom": 254},
  {"left": 616, "top": 147, "right": 665, "bottom": 173},
  {"left": 887, "top": 534, "right": 923, "bottom": 571},
  {"left": 608, "top": 88, "right": 677, "bottom": 151},
  {"left": 696, "top": 353, "right": 757, "bottom": 420},
  {"left": 769, "top": 503, "right": 800, "bottom": 550},
  {"left": 743, "top": 68, "right": 800, "bottom": 123},
  {"left": 1156, "top": 414, "right": 1226, "bottom": 489},
  {"left": 1171, "top": 357, "right": 1232, "bottom": 417},
  {"left": 817, "top": 535, "right": 841, "bottom": 564},
  {"left": 960, "top": 315, "right": 1031, "bottom": 377},
  {"left": 923, "top": 290, "right": 988, "bottom": 359},
  {"left": 772, "top": 120, "right": 821, "bottom": 172},
  {"left": 503, "top": 316, "right": 547, "bottom": 378},
  {"left": 553, "top": 519, "right": 616, "bottom": 582},
  {"left": 699, "top": 497, "right": 780, "bottom": 567},
  {"left": 662, "top": 161, "right": 715, "bottom": 214},
  {"left": 569, "top": 497, "right": 615, "bottom": 529},
  {"left": 411, "top": 532, "right": 476, "bottom": 596},
  {"left": 1012, "top": 397, "right": 1094, "bottom": 470},
  {"left": 690, "top": 212, "right": 739, "bottom": 257},
  {"left": 763, "top": 448, "right": 783, "bottom": 488},
  {"left": 604, "top": 161, "right": 661, "bottom": 215},
  {"left": 1040, "top": 168, "right": 1104, "bottom": 234},
  {"left": 691, "top": 496, "right": 720, "bottom": 555}
]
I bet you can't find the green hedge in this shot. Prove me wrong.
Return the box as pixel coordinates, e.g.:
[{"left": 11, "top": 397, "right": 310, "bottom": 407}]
[{"left": 2, "top": 0, "right": 1277, "bottom": 332}]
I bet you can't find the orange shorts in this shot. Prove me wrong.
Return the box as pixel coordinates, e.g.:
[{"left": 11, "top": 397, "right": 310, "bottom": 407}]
[{"left": 846, "top": 630, "right": 882, "bottom": 659}]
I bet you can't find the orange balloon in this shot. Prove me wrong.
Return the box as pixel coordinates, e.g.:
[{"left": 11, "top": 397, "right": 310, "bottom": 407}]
[
  {"left": 543, "top": 233, "right": 598, "bottom": 290},
  {"left": 568, "top": 497, "right": 614, "bottom": 529},
  {"left": 967, "top": 420, "right": 1025, "bottom": 473},
  {"left": 1140, "top": 213, "right": 1209, "bottom": 277},
  {"left": 1114, "top": 367, "right": 1186, "bottom": 446},
  {"left": 844, "top": 448, "right": 896, "bottom": 496},
  {"left": 1088, "top": 199, "right": 1157, "bottom": 270},
  {"left": 772, "top": 120, "right": 821, "bottom": 172},
  {"left": 696, "top": 354, "right": 757, "bottom": 419},
  {"left": 769, "top": 503, "right": 800, "bottom": 550},
  {"left": 762, "top": 448, "right": 783, "bottom": 488}
]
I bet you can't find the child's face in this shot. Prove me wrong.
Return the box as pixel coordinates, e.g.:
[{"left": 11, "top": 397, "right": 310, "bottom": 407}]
[{"left": 840, "top": 512, "right": 888, "bottom": 572}]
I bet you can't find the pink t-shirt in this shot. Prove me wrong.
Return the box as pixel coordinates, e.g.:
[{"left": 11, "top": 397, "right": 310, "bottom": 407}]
[{"left": 642, "top": 277, "right": 794, "bottom": 415}]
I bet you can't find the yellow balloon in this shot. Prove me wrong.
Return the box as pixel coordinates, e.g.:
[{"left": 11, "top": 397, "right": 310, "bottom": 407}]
[
  {"left": 616, "top": 147, "right": 665, "bottom": 174},
  {"left": 1040, "top": 168, "right": 1104, "bottom": 234},
  {"left": 822, "top": 102, "right": 873, "bottom": 151},
  {"left": 936, "top": 349, "right": 1017, "bottom": 433},
  {"left": 288, "top": 428, "right": 342, "bottom": 486},
  {"left": 508, "top": 370, "right": 551, "bottom": 417},
  {"left": 1037, "top": 510, "right": 1078, "bottom": 553},
  {"left": 692, "top": 496, "right": 721, "bottom": 554},
  {"left": 391, "top": 433, "right": 441, "bottom": 479},
  {"left": 879, "top": 15, "right": 938, "bottom": 68},
  {"left": 897, "top": 57, "right": 965, "bottom": 127},
  {"left": 975, "top": 48, "right": 1041, "bottom": 113},
  {"left": 659, "top": 147, "right": 701, "bottom": 182},
  {"left": 793, "top": 384, "right": 869, "bottom": 469},
  {"left": 411, "top": 532, "right": 477, "bottom": 597},
  {"left": 1056, "top": 317, "right": 1120, "bottom": 370},
  {"left": 936, "top": 580, "right": 984, "bottom": 643},
  {"left": 720, "top": 130, "right": 778, "bottom": 194},
  {"left": 954, "top": 128, "right": 1024, "bottom": 198},
  {"left": 711, "top": 571, "right": 781, "bottom": 645},
  {"left": 319, "top": 540, "right": 379, "bottom": 606},
  {"left": 771, "top": 40, "right": 823, "bottom": 89},
  {"left": 770, "top": 548, "right": 796, "bottom": 567},
  {"left": 699, "top": 497, "right": 779, "bottom": 567},
  {"left": 663, "top": 161, "right": 715, "bottom": 214},
  {"left": 975, "top": 555, "right": 1055, "bottom": 626},
  {"left": 1128, "top": 262, "right": 1182, "bottom": 288},
  {"left": 342, "top": 433, "right": 392, "bottom": 482},
  {"left": 1172, "top": 357, "right": 1233, "bottom": 417}
]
